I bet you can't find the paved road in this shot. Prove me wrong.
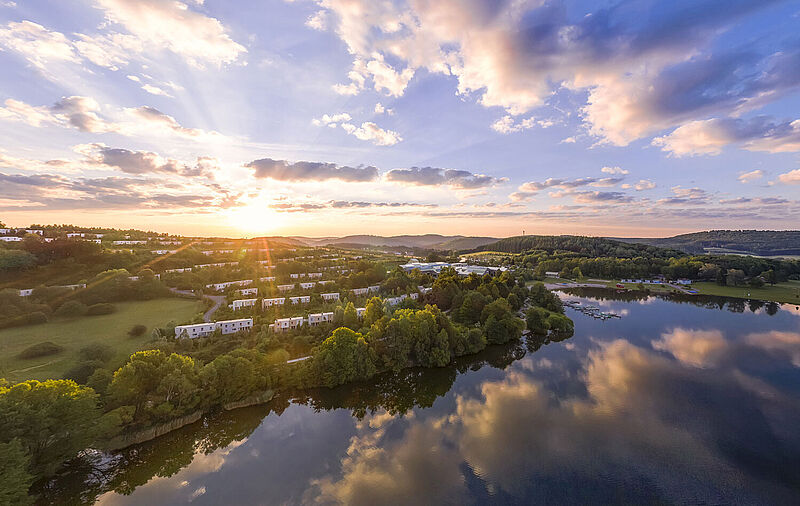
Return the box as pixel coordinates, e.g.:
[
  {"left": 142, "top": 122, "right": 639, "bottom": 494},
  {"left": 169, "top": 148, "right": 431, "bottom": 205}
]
[{"left": 169, "top": 288, "right": 227, "bottom": 322}]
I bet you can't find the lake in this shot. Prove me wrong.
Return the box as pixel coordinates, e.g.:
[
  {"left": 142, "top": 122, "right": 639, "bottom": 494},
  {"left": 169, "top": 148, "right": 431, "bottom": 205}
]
[{"left": 43, "top": 291, "right": 800, "bottom": 505}]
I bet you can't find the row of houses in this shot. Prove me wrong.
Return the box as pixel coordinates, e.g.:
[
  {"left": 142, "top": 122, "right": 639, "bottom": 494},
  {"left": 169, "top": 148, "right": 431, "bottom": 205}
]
[
  {"left": 206, "top": 280, "right": 253, "bottom": 292},
  {"left": 399, "top": 260, "right": 508, "bottom": 277},
  {"left": 620, "top": 278, "right": 692, "bottom": 285},
  {"left": 289, "top": 272, "right": 323, "bottom": 279},
  {"left": 385, "top": 292, "right": 419, "bottom": 306},
  {"left": 174, "top": 318, "right": 253, "bottom": 338},
  {"left": 270, "top": 307, "right": 368, "bottom": 332}
]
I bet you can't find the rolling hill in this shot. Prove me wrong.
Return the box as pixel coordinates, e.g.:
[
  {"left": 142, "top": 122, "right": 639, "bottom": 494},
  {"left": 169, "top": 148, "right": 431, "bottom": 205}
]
[{"left": 613, "top": 230, "right": 800, "bottom": 256}]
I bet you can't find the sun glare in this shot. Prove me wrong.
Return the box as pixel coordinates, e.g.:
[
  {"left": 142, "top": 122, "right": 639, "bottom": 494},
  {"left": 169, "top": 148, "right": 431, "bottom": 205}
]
[{"left": 225, "top": 202, "right": 284, "bottom": 236}]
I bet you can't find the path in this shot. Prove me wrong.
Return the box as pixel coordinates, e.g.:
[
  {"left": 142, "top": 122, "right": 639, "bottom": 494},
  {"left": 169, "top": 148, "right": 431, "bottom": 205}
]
[{"left": 169, "top": 288, "right": 227, "bottom": 322}]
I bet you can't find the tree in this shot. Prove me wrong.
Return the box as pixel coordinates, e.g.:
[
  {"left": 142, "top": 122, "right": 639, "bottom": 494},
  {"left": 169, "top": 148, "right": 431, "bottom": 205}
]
[
  {"left": 748, "top": 276, "right": 765, "bottom": 288},
  {"left": 456, "top": 291, "right": 488, "bottom": 324},
  {"left": 480, "top": 298, "right": 513, "bottom": 324},
  {"left": 0, "top": 379, "right": 101, "bottom": 477},
  {"left": 571, "top": 266, "right": 583, "bottom": 280},
  {"left": 312, "top": 328, "right": 378, "bottom": 387},
  {"left": 525, "top": 307, "right": 550, "bottom": 335},
  {"left": 53, "top": 300, "right": 88, "bottom": 318},
  {"left": 0, "top": 439, "right": 34, "bottom": 505},
  {"left": 342, "top": 302, "right": 359, "bottom": 330},
  {"left": 363, "top": 296, "right": 384, "bottom": 327},
  {"left": 761, "top": 269, "right": 777, "bottom": 285},
  {"left": 726, "top": 269, "right": 746, "bottom": 287}
]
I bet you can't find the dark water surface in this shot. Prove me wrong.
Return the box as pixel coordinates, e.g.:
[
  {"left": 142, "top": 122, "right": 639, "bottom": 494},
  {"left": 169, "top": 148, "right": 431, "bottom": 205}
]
[{"left": 45, "top": 292, "right": 800, "bottom": 505}]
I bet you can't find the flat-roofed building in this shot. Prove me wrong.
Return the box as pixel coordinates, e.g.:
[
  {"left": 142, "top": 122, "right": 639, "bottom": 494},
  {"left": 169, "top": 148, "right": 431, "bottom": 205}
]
[
  {"left": 175, "top": 318, "right": 253, "bottom": 338},
  {"left": 278, "top": 284, "right": 295, "bottom": 292},
  {"left": 308, "top": 312, "right": 334, "bottom": 326},
  {"left": 352, "top": 287, "right": 369, "bottom": 296},
  {"left": 356, "top": 307, "right": 366, "bottom": 318},
  {"left": 307, "top": 272, "right": 323, "bottom": 278},
  {"left": 322, "top": 292, "right": 340, "bottom": 302},
  {"left": 368, "top": 285, "right": 381, "bottom": 293},
  {"left": 206, "top": 280, "right": 253, "bottom": 292},
  {"left": 290, "top": 295, "right": 311, "bottom": 305},
  {"left": 237, "top": 287, "right": 258, "bottom": 297},
  {"left": 260, "top": 276, "right": 276, "bottom": 282},
  {"left": 273, "top": 316, "right": 304, "bottom": 332},
  {"left": 230, "top": 298, "right": 257, "bottom": 310},
  {"left": 18, "top": 288, "right": 33, "bottom": 297},
  {"left": 299, "top": 282, "right": 316, "bottom": 289},
  {"left": 262, "top": 297, "right": 285, "bottom": 308}
]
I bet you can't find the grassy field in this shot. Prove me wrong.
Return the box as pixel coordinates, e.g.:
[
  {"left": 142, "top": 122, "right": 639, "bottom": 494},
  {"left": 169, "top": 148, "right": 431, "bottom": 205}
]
[
  {"left": 0, "top": 298, "right": 204, "bottom": 382},
  {"left": 691, "top": 281, "right": 800, "bottom": 305}
]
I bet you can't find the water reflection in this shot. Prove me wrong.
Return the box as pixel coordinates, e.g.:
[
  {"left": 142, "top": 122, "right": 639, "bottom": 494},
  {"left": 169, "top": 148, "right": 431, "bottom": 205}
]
[{"left": 40, "top": 293, "right": 800, "bottom": 505}]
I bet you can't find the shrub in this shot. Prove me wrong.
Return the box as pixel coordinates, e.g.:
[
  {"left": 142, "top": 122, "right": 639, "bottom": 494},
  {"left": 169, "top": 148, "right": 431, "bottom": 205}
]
[
  {"left": 26, "top": 312, "right": 49, "bottom": 325},
  {"left": 86, "top": 303, "right": 115, "bottom": 316},
  {"left": 128, "top": 324, "right": 147, "bottom": 337},
  {"left": 78, "top": 343, "right": 114, "bottom": 363},
  {"left": 17, "top": 341, "right": 64, "bottom": 360},
  {"left": 54, "top": 300, "right": 87, "bottom": 318}
]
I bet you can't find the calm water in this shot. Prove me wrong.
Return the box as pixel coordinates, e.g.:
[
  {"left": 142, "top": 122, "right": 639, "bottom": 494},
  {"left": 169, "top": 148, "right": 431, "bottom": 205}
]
[{"left": 44, "top": 292, "right": 800, "bottom": 505}]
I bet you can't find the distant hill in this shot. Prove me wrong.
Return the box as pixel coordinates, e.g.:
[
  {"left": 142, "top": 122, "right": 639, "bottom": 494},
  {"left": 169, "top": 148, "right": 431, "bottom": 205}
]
[
  {"left": 474, "top": 235, "right": 684, "bottom": 258},
  {"left": 290, "top": 234, "right": 498, "bottom": 250},
  {"left": 613, "top": 230, "right": 800, "bottom": 256}
]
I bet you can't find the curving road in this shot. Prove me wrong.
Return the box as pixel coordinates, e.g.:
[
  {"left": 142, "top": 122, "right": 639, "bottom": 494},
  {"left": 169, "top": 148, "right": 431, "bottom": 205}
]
[{"left": 169, "top": 288, "right": 227, "bottom": 322}]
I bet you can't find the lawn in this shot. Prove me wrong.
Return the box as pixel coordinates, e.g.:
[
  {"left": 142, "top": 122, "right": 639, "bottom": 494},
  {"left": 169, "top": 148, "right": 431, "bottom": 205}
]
[
  {"left": 691, "top": 280, "right": 800, "bottom": 305},
  {"left": 0, "top": 297, "right": 204, "bottom": 382}
]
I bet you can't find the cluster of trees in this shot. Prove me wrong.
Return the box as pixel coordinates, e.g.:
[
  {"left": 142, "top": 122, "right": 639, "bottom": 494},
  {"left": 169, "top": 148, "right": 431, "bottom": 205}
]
[
  {"left": 478, "top": 235, "right": 685, "bottom": 259},
  {"left": 624, "top": 230, "right": 800, "bottom": 256}
]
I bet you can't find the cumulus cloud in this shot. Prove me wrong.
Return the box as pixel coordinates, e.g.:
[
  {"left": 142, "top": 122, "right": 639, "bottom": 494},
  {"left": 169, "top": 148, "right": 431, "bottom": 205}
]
[
  {"left": 77, "top": 143, "right": 218, "bottom": 178},
  {"left": 311, "top": 0, "right": 790, "bottom": 145},
  {"left": 738, "top": 170, "right": 764, "bottom": 184},
  {"left": 341, "top": 121, "right": 402, "bottom": 146},
  {"left": 246, "top": 158, "right": 379, "bottom": 182},
  {"left": 601, "top": 166, "right": 628, "bottom": 175},
  {"left": 312, "top": 112, "right": 352, "bottom": 127},
  {"left": 621, "top": 179, "right": 656, "bottom": 191},
  {"left": 653, "top": 117, "right": 800, "bottom": 156},
  {"left": 0, "top": 20, "right": 80, "bottom": 69},
  {"left": 385, "top": 167, "right": 504, "bottom": 189},
  {"left": 92, "top": 0, "right": 246, "bottom": 67},
  {"left": 776, "top": 169, "right": 800, "bottom": 185}
]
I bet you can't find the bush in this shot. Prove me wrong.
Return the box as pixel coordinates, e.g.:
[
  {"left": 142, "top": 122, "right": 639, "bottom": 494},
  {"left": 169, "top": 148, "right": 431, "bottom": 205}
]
[
  {"left": 86, "top": 303, "right": 115, "bottom": 316},
  {"left": 78, "top": 343, "right": 114, "bottom": 363},
  {"left": 26, "top": 312, "right": 49, "bottom": 325},
  {"left": 17, "top": 341, "right": 64, "bottom": 360},
  {"left": 128, "top": 324, "right": 147, "bottom": 337},
  {"left": 54, "top": 300, "right": 87, "bottom": 318}
]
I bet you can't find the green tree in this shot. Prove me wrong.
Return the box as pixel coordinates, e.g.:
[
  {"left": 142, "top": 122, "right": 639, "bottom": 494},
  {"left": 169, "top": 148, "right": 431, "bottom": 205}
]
[
  {"left": 525, "top": 307, "right": 550, "bottom": 335},
  {"left": 0, "top": 439, "right": 34, "bottom": 505},
  {"left": 363, "top": 296, "right": 384, "bottom": 327},
  {"left": 312, "top": 327, "right": 378, "bottom": 387},
  {"left": 342, "top": 302, "right": 359, "bottom": 330},
  {"left": 726, "top": 269, "right": 746, "bottom": 287},
  {"left": 0, "top": 379, "right": 101, "bottom": 477}
]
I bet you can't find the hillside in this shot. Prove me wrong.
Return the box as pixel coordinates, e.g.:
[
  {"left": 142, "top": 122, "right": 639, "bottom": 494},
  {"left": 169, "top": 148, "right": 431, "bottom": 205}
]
[
  {"left": 291, "top": 234, "right": 498, "bottom": 250},
  {"left": 614, "top": 230, "right": 800, "bottom": 256},
  {"left": 473, "top": 235, "right": 684, "bottom": 258}
]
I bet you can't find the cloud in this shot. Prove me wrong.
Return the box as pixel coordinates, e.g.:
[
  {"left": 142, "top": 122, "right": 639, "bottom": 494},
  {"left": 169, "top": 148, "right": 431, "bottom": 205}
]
[
  {"left": 374, "top": 102, "right": 393, "bottom": 115},
  {"left": 776, "top": 169, "right": 800, "bottom": 185},
  {"left": 312, "top": 113, "right": 352, "bottom": 127},
  {"left": 621, "top": 179, "right": 656, "bottom": 191},
  {"left": 0, "top": 20, "right": 80, "bottom": 69},
  {"left": 601, "top": 166, "right": 628, "bottom": 175},
  {"left": 340, "top": 121, "right": 402, "bottom": 146},
  {"left": 77, "top": 143, "right": 218, "bottom": 178},
  {"left": 570, "top": 191, "right": 633, "bottom": 204},
  {"left": 652, "top": 328, "right": 728, "bottom": 368},
  {"left": 128, "top": 106, "right": 222, "bottom": 140},
  {"left": 653, "top": 117, "right": 800, "bottom": 156},
  {"left": 384, "top": 167, "right": 504, "bottom": 189},
  {"left": 306, "top": 10, "right": 329, "bottom": 31},
  {"left": 738, "top": 170, "right": 764, "bottom": 184},
  {"left": 0, "top": 96, "right": 116, "bottom": 133},
  {"left": 312, "top": 0, "right": 790, "bottom": 147},
  {"left": 246, "top": 158, "right": 379, "bottom": 182},
  {"left": 92, "top": 0, "right": 246, "bottom": 67}
]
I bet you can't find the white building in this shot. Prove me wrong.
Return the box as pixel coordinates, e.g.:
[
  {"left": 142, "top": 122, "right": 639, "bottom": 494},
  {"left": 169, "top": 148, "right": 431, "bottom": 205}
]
[
  {"left": 322, "top": 292, "right": 340, "bottom": 302},
  {"left": 58, "top": 283, "right": 86, "bottom": 290},
  {"left": 290, "top": 295, "right": 311, "bottom": 305},
  {"left": 151, "top": 250, "right": 175, "bottom": 255},
  {"left": 308, "top": 312, "right": 334, "bottom": 326},
  {"left": 175, "top": 318, "right": 253, "bottom": 338},
  {"left": 26, "top": 229, "right": 43, "bottom": 235},
  {"left": 278, "top": 284, "right": 295, "bottom": 292},
  {"left": 290, "top": 273, "right": 301, "bottom": 279},
  {"left": 273, "top": 316, "right": 304, "bottom": 332},
  {"left": 262, "top": 297, "right": 286, "bottom": 308},
  {"left": 409, "top": 292, "right": 419, "bottom": 300},
  {"left": 352, "top": 287, "right": 369, "bottom": 296},
  {"left": 545, "top": 271, "right": 560, "bottom": 277},
  {"left": 18, "top": 288, "right": 33, "bottom": 297},
  {"left": 299, "top": 282, "right": 316, "bottom": 290},
  {"left": 206, "top": 280, "right": 253, "bottom": 292},
  {"left": 318, "top": 280, "right": 335, "bottom": 285},
  {"left": 307, "top": 272, "right": 323, "bottom": 278},
  {"left": 419, "top": 286, "right": 433, "bottom": 295},
  {"left": 230, "top": 298, "right": 257, "bottom": 310},
  {"left": 164, "top": 267, "right": 192, "bottom": 274},
  {"left": 368, "top": 285, "right": 381, "bottom": 293},
  {"left": 237, "top": 287, "right": 258, "bottom": 297},
  {"left": 0, "top": 237, "right": 22, "bottom": 242},
  {"left": 113, "top": 240, "right": 147, "bottom": 245},
  {"left": 356, "top": 307, "right": 366, "bottom": 318},
  {"left": 385, "top": 294, "right": 408, "bottom": 306},
  {"left": 260, "top": 276, "right": 276, "bottom": 282}
]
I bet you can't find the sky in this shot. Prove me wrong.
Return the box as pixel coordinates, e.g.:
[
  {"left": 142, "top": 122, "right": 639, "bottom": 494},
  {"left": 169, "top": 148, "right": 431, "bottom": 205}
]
[{"left": 0, "top": 0, "right": 799, "bottom": 238}]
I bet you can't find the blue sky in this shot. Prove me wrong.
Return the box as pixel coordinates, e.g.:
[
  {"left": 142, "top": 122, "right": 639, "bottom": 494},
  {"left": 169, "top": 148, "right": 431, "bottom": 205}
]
[{"left": 0, "top": 0, "right": 799, "bottom": 237}]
